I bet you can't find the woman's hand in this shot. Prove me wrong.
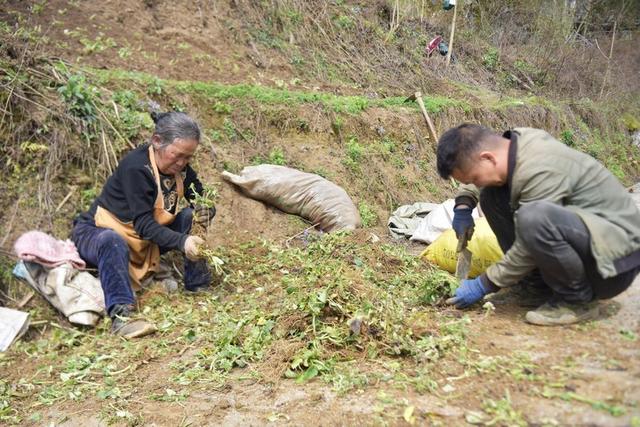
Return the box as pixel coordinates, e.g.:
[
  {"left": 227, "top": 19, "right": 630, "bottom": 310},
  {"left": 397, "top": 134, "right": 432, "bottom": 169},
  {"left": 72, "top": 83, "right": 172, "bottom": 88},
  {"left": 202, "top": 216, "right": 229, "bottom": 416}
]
[
  {"left": 184, "top": 235, "right": 204, "bottom": 261},
  {"left": 194, "top": 205, "right": 216, "bottom": 228}
]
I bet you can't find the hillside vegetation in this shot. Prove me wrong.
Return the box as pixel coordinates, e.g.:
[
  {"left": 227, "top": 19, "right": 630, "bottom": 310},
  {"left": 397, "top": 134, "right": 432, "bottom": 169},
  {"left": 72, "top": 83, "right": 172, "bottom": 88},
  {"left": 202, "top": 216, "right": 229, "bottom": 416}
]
[{"left": 0, "top": 0, "right": 639, "bottom": 425}]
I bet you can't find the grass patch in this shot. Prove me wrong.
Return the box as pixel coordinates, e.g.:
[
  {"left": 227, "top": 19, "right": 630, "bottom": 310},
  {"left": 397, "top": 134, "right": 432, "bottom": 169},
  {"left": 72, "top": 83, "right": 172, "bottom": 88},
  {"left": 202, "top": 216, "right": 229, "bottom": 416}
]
[
  {"left": 252, "top": 147, "right": 287, "bottom": 166},
  {"left": 92, "top": 68, "right": 466, "bottom": 114},
  {"left": 358, "top": 202, "right": 378, "bottom": 227},
  {"left": 342, "top": 135, "right": 365, "bottom": 173}
]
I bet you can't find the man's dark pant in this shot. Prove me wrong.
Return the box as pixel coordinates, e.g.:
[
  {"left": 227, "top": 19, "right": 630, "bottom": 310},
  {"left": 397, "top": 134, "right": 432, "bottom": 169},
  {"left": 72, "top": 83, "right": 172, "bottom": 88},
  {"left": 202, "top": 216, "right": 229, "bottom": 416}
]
[
  {"left": 72, "top": 208, "right": 211, "bottom": 314},
  {"left": 480, "top": 187, "right": 638, "bottom": 304}
]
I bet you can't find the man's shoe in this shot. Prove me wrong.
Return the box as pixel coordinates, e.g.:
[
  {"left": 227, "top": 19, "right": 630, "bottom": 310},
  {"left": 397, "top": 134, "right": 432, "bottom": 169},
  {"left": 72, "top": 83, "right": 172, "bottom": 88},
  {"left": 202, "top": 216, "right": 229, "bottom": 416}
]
[
  {"left": 484, "top": 282, "right": 552, "bottom": 307},
  {"left": 109, "top": 304, "right": 157, "bottom": 339},
  {"left": 525, "top": 300, "right": 600, "bottom": 326}
]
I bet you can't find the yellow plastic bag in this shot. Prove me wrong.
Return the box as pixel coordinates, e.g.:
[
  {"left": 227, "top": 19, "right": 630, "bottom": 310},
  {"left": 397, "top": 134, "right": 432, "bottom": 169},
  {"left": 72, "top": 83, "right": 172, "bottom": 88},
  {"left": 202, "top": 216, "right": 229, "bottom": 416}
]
[{"left": 421, "top": 217, "right": 503, "bottom": 278}]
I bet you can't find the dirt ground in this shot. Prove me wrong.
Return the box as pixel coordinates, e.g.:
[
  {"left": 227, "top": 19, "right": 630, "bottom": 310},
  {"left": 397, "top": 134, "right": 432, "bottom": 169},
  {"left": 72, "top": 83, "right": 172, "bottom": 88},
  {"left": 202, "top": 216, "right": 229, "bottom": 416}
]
[{"left": 29, "top": 273, "right": 638, "bottom": 426}]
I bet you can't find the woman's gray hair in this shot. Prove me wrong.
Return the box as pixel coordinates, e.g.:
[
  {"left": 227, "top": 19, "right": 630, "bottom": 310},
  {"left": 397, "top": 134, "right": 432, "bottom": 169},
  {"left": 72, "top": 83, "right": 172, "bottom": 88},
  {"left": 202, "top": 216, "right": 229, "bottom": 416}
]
[{"left": 150, "top": 111, "right": 201, "bottom": 147}]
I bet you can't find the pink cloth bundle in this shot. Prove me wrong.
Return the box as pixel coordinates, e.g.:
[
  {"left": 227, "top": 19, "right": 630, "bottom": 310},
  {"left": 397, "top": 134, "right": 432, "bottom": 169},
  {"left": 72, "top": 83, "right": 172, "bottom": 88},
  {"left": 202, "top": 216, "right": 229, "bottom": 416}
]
[{"left": 14, "top": 230, "right": 86, "bottom": 269}]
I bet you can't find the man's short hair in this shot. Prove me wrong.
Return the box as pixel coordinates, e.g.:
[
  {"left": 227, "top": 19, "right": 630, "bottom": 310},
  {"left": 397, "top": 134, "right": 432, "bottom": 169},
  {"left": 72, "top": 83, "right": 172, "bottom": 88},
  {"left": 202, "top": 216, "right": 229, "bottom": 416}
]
[{"left": 436, "top": 123, "right": 496, "bottom": 179}]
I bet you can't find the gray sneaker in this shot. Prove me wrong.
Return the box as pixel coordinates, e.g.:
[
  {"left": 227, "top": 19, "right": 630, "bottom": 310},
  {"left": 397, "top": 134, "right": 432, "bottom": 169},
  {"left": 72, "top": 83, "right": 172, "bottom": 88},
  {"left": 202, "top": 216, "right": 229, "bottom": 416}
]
[
  {"left": 111, "top": 317, "right": 158, "bottom": 339},
  {"left": 109, "top": 304, "right": 157, "bottom": 339},
  {"left": 525, "top": 301, "right": 600, "bottom": 326},
  {"left": 484, "top": 283, "right": 552, "bottom": 307}
]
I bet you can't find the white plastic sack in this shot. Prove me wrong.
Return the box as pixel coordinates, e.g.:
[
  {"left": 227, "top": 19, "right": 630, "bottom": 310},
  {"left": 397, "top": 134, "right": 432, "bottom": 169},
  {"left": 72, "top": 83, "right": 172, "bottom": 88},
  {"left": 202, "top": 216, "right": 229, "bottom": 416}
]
[
  {"left": 629, "top": 182, "right": 640, "bottom": 211},
  {"left": 0, "top": 307, "right": 29, "bottom": 351},
  {"left": 222, "top": 165, "right": 361, "bottom": 232},
  {"left": 410, "top": 199, "right": 480, "bottom": 244},
  {"left": 13, "top": 261, "right": 106, "bottom": 326},
  {"left": 388, "top": 202, "right": 439, "bottom": 239}
]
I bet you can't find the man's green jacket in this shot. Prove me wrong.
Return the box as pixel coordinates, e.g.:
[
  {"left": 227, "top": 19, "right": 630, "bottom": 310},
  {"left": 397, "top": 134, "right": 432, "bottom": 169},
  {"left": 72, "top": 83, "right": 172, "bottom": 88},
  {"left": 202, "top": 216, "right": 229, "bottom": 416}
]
[{"left": 456, "top": 127, "right": 640, "bottom": 288}]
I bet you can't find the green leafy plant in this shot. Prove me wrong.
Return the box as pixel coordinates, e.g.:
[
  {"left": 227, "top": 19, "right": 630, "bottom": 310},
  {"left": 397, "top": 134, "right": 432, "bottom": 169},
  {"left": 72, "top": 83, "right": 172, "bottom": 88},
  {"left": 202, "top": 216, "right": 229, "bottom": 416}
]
[
  {"left": 471, "top": 390, "right": 527, "bottom": 426},
  {"left": 542, "top": 386, "right": 626, "bottom": 416},
  {"left": 268, "top": 147, "right": 286, "bottom": 165},
  {"left": 343, "top": 136, "right": 365, "bottom": 172},
  {"left": 0, "top": 380, "right": 20, "bottom": 423},
  {"left": 312, "top": 167, "right": 331, "bottom": 178},
  {"left": 560, "top": 129, "right": 575, "bottom": 146},
  {"left": 482, "top": 47, "right": 499, "bottom": 71},
  {"left": 287, "top": 345, "right": 335, "bottom": 382},
  {"left": 146, "top": 78, "right": 164, "bottom": 96},
  {"left": 620, "top": 329, "right": 638, "bottom": 341},
  {"left": 208, "top": 129, "right": 222, "bottom": 142},
  {"left": 80, "top": 187, "right": 98, "bottom": 210},
  {"left": 111, "top": 90, "right": 152, "bottom": 139},
  {"left": 346, "top": 137, "right": 364, "bottom": 162},
  {"left": 334, "top": 15, "right": 354, "bottom": 30},
  {"left": 31, "top": 0, "right": 47, "bottom": 15},
  {"left": 379, "top": 137, "right": 396, "bottom": 156},
  {"left": 331, "top": 116, "right": 344, "bottom": 135},
  {"left": 608, "top": 162, "right": 625, "bottom": 180},
  {"left": 117, "top": 46, "right": 131, "bottom": 59},
  {"left": 358, "top": 202, "right": 378, "bottom": 227},
  {"left": 212, "top": 102, "right": 232, "bottom": 114},
  {"left": 79, "top": 35, "right": 116, "bottom": 54},
  {"left": 189, "top": 183, "right": 218, "bottom": 212},
  {"left": 223, "top": 118, "right": 237, "bottom": 140},
  {"left": 57, "top": 74, "right": 99, "bottom": 122},
  {"left": 290, "top": 54, "right": 305, "bottom": 66},
  {"left": 189, "top": 183, "right": 224, "bottom": 275},
  {"left": 150, "top": 388, "right": 189, "bottom": 402}
]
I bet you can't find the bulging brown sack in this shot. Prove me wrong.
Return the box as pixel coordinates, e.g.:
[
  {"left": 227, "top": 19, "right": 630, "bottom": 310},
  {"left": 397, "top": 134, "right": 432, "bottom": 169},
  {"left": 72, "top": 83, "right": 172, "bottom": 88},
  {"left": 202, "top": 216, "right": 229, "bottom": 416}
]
[{"left": 222, "top": 165, "right": 361, "bottom": 232}]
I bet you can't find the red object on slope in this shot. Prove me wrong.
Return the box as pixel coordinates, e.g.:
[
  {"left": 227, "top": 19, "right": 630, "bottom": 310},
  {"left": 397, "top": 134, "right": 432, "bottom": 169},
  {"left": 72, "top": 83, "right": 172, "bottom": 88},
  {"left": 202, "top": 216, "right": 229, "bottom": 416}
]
[{"left": 426, "top": 35, "right": 444, "bottom": 57}]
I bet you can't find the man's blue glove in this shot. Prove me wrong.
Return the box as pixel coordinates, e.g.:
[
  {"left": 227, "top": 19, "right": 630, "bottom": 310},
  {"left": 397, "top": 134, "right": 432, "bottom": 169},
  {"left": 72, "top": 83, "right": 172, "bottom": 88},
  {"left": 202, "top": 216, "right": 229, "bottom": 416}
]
[
  {"left": 446, "top": 276, "right": 492, "bottom": 308},
  {"left": 452, "top": 206, "right": 474, "bottom": 240}
]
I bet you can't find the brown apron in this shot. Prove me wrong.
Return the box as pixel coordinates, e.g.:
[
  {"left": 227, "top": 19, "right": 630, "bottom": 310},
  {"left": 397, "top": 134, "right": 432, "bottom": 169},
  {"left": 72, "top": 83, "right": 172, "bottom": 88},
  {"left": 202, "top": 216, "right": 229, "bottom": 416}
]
[{"left": 94, "top": 145, "right": 184, "bottom": 290}]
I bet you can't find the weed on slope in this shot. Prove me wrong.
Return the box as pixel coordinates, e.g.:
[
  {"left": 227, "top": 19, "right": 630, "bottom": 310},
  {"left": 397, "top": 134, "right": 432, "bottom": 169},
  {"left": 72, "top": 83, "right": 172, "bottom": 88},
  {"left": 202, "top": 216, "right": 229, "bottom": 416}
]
[{"left": 1, "top": 231, "right": 467, "bottom": 423}]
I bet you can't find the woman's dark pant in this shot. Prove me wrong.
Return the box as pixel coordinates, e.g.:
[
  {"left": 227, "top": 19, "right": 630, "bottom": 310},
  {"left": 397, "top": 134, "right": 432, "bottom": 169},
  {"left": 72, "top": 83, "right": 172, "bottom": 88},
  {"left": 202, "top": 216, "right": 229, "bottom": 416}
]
[
  {"left": 480, "top": 187, "right": 638, "bottom": 303},
  {"left": 72, "top": 208, "right": 211, "bottom": 314}
]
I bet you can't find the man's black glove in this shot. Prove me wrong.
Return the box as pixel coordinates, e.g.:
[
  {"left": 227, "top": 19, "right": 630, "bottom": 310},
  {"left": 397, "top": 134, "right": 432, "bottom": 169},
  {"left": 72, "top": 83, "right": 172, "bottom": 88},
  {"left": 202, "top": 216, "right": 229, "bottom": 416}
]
[
  {"left": 452, "top": 206, "right": 474, "bottom": 240},
  {"left": 193, "top": 205, "right": 216, "bottom": 228}
]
